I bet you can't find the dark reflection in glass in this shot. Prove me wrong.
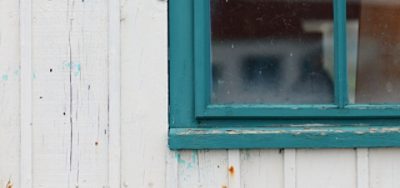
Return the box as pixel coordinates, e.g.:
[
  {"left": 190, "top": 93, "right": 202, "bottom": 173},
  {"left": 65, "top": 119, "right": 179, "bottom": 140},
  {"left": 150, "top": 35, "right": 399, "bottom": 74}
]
[
  {"left": 211, "top": 0, "right": 335, "bottom": 104},
  {"left": 349, "top": 0, "right": 400, "bottom": 103}
]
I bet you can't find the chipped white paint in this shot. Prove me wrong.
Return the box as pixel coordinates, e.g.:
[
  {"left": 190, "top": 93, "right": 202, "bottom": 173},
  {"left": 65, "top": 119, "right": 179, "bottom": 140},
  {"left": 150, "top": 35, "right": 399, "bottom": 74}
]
[
  {"left": 228, "top": 150, "right": 240, "bottom": 188},
  {"left": 32, "top": 0, "right": 109, "bottom": 187},
  {"left": 0, "top": 0, "right": 399, "bottom": 187}
]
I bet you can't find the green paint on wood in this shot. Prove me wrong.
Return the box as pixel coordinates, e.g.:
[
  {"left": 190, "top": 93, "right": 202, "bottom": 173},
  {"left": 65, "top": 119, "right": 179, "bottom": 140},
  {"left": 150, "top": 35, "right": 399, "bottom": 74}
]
[
  {"left": 170, "top": 126, "right": 400, "bottom": 149},
  {"left": 168, "top": 0, "right": 400, "bottom": 149}
]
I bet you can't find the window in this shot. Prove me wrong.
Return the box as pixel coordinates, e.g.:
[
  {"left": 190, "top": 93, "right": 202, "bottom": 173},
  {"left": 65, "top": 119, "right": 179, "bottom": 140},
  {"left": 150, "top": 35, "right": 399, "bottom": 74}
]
[{"left": 169, "top": 0, "right": 400, "bottom": 149}]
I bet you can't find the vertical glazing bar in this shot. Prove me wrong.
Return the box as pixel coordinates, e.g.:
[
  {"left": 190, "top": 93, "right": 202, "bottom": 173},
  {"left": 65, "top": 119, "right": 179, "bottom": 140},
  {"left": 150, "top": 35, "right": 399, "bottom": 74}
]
[
  {"left": 334, "top": 0, "right": 348, "bottom": 108},
  {"left": 194, "top": 0, "right": 211, "bottom": 116}
]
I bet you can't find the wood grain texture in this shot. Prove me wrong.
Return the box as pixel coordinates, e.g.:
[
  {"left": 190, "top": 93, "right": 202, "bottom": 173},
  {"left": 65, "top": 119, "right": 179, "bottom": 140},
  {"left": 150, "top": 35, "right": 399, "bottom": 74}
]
[
  {"left": 5, "top": 0, "right": 400, "bottom": 188},
  {"left": 240, "top": 150, "right": 283, "bottom": 188},
  {"left": 284, "top": 149, "right": 296, "bottom": 188},
  {"left": 0, "top": 0, "right": 20, "bottom": 187},
  {"left": 177, "top": 150, "right": 229, "bottom": 188},
  {"left": 32, "top": 0, "right": 109, "bottom": 187},
  {"left": 199, "top": 150, "right": 228, "bottom": 188},
  {"left": 296, "top": 149, "right": 357, "bottom": 188},
  {"left": 228, "top": 150, "right": 240, "bottom": 188},
  {"left": 369, "top": 149, "right": 400, "bottom": 188},
  {"left": 108, "top": 0, "right": 121, "bottom": 187},
  {"left": 120, "top": 0, "right": 168, "bottom": 187},
  {"left": 20, "top": 0, "right": 32, "bottom": 186},
  {"left": 177, "top": 151, "right": 201, "bottom": 188},
  {"left": 357, "top": 149, "right": 369, "bottom": 188}
]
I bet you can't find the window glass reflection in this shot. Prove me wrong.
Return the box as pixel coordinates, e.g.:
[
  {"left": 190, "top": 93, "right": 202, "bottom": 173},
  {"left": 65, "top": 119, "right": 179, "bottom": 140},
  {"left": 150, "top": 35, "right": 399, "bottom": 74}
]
[
  {"left": 349, "top": 0, "right": 400, "bottom": 103},
  {"left": 211, "top": 0, "right": 335, "bottom": 104}
]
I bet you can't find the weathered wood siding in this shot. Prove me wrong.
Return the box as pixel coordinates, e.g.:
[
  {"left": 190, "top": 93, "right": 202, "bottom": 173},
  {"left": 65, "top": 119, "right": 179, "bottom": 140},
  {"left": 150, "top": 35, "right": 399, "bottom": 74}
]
[
  {"left": 0, "top": 0, "right": 399, "bottom": 187},
  {"left": 0, "top": 0, "right": 20, "bottom": 187}
]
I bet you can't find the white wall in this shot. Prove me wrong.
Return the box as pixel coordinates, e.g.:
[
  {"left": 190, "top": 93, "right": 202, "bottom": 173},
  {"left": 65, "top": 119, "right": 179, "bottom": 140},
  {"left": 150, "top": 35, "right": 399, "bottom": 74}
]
[{"left": 0, "top": 0, "right": 400, "bottom": 187}]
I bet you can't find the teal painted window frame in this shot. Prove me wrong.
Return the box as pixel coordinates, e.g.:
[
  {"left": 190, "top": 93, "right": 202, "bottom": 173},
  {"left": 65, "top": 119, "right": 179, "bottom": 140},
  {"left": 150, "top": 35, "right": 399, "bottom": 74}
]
[{"left": 169, "top": 0, "right": 400, "bottom": 149}]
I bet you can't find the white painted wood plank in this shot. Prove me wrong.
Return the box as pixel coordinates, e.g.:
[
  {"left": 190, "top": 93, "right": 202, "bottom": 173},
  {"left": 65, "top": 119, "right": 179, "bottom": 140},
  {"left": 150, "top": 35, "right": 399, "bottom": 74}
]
[
  {"left": 0, "top": 0, "right": 21, "bottom": 187},
  {"left": 108, "top": 0, "right": 121, "bottom": 187},
  {"left": 369, "top": 149, "right": 400, "bottom": 188},
  {"left": 199, "top": 150, "right": 229, "bottom": 188},
  {"left": 356, "top": 148, "right": 369, "bottom": 188},
  {"left": 177, "top": 151, "right": 200, "bottom": 188},
  {"left": 120, "top": 0, "right": 168, "bottom": 187},
  {"left": 228, "top": 150, "right": 240, "bottom": 188},
  {"left": 240, "top": 150, "right": 283, "bottom": 188},
  {"left": 166, "top": 151, "right": 179, "bottom": 188},
  {"left": 32, "top": 0, "right": 109, "bottom": 187},
  {"left": 20, "top": 0, "right": 33, "bottom": 186},
  {"left": 284, "top": 149, "right": 296, "bottom": 188},
  {"left": 296, "top": 149, "right": 356, "bottom": 188},
  {"left": 177, "top": 150, "right": 229, "bottom": 188}
]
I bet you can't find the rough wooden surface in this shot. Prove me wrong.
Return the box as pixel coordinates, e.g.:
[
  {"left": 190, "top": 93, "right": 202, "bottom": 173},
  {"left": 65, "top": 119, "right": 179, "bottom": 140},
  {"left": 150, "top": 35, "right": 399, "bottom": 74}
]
[
  {"left": 121, "top": 0, "right": 168, "bottom": 187},
  {"left": 0, "top": 0, "right": 400, "bottom": 187},
  {"left": 0, "top": 0, "right": 20, "bottom": 187},
  {"left": 32, "top": 0, "right": 109, "bottom": 187}
]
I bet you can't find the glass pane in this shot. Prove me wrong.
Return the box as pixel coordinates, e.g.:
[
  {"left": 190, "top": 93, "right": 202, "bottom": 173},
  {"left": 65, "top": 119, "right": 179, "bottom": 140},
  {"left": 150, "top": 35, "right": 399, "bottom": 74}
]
[
  {"left": 211, "top": 0, "right": 335, "bottom": 104},
  {"left": 349, "top": 0, "right": 400, "bottom": 103}
]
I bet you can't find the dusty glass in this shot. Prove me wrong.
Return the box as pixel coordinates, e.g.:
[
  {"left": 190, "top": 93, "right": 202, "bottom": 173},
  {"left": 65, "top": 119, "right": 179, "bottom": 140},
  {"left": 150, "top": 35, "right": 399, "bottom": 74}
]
[
  {"left": 348, "top": 0, "right": 400, "bottom": 103},
  {"left": 211, "top": 0, "right": 335, "bottom": 104}
]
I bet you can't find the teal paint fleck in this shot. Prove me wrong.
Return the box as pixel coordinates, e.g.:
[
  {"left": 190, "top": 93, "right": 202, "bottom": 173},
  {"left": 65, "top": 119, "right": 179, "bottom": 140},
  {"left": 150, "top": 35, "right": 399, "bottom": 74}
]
[
  {"left": 74, "top": 63, "right": 81, "bottom": 76},
  {"left": 186, "top": 150, "right": 198, "bottom": 169},
  {"left": 174, "top": 151, "right": 198, "bottom": 169},
  {"left": 64, "top": 61, "right": 81, "bottom": 76},
  {"left": 14, "top": 69, "right": 20, "bottom": 75},
  {"left": 191, "top": 151, "right": 198, "bottom": 162},
  {"left": 64, "top": 62, "right": 71, "bottom": 69},
  {"left": 2, "top": 74, "right": 8, "bottom": 81},
  {"left": 175, "top": 152, "right": 186, "bottom": 165}
]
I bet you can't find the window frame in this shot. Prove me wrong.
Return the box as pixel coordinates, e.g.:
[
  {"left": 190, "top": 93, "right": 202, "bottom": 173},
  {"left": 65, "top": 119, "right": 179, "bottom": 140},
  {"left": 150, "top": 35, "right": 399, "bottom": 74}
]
[{"left": 169, "top": 0, "right": 400, "bottom": 149}]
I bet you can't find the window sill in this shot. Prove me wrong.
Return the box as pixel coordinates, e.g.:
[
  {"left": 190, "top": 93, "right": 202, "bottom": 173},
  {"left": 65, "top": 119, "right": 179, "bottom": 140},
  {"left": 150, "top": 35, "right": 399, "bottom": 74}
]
[{"left": 169, "top": 126, "right": 400, "bottom": 149}]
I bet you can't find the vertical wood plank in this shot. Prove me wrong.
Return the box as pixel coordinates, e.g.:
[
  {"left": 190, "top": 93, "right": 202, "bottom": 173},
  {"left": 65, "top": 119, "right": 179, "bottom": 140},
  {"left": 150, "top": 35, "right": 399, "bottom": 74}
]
[
  {"left": 284, "top": 149, "right": 296, "bottom": 188},
  {"left": 369, "top": 149, "right": 400, "bottom": 188},
  {"left": 296, "top": 149, "right": 356, "bottom": 188},
  {"left": 177, "top": 150, "right": 229, "bottom": 188},
  {"left": 228, "top": 150, "right": 240, "bottom": 188},
  {"left": 0, "top": 0, "right": 21, "bottom": 187},
  {"left": 108, "top": 0, "right": 121, "bottom": 187},
  {"left": 120, "top": 0, "right": 168, "bottom": 187},
  {"left": 198, "top": 150, "right": 228, "bottom": 188},
  {"left": 240, "top": 150, "right": 283, "bottom": 188},
  {"left": 176, "top": 150, "right": 200, "bottom": 188},
  {"left": 356, "top": 149, "right": 369, "bottom": 188},
  {"left": 32, "top": 0, "right": 109, "bottom": 187},
  {"left": 166, "top": 151, "right": 179, "bottom": 188},
  {"left": 20, "top": 0, "right": 33, "bottom": 186}
]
